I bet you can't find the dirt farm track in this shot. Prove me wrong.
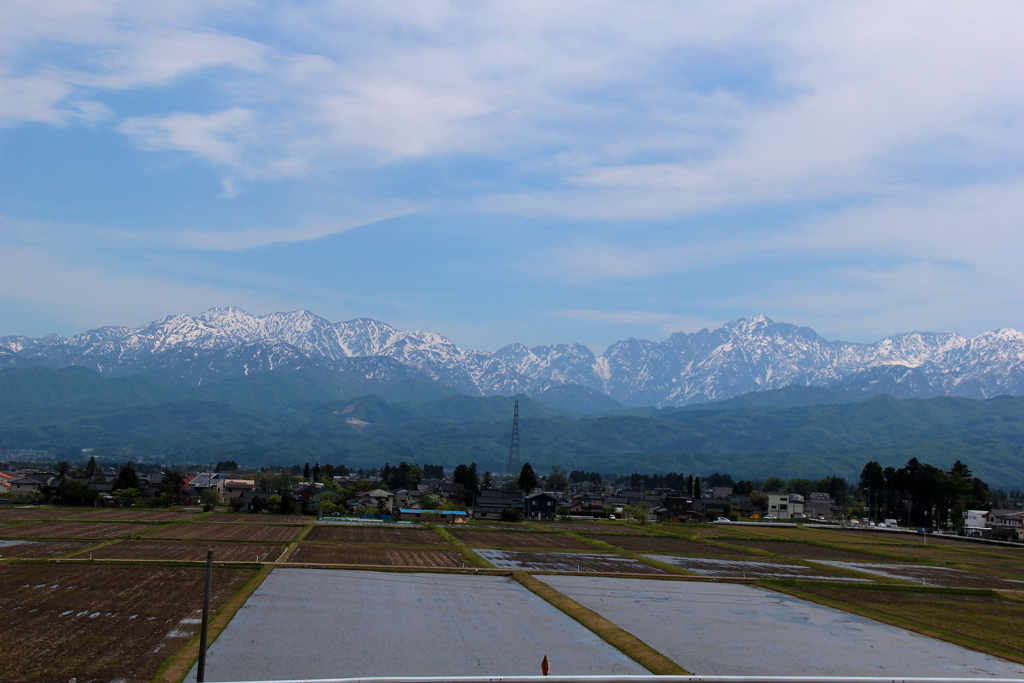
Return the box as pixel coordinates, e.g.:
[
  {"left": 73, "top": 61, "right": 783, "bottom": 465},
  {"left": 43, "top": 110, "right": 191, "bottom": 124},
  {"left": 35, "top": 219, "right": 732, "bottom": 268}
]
[{"left": 0, "top": 563, "right": 253, "bottom": 683}]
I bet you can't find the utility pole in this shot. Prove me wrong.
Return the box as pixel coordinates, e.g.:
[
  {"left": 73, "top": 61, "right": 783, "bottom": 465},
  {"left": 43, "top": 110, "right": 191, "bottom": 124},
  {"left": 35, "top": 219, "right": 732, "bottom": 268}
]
[{"left": 197, "top": 549, "right": 213, "bottom": 682}]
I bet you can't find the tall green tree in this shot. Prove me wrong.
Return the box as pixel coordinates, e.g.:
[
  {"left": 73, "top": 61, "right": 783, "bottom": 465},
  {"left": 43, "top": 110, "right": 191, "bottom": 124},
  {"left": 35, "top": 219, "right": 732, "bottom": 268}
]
[
  {"left": 200, "top": 487, "right": 220, "bottom": 510},
  {"left": 517, "top": 462, "right": 538, "bottom": 493},
  {"left": 112, "top": 463, "right": 139, "bottom": 491},
  {"left": 85, "top": 455, "right": 97, "bottom": 478},
  {"left": 547, "top": 466, "right": 569, "bottom": 492}
]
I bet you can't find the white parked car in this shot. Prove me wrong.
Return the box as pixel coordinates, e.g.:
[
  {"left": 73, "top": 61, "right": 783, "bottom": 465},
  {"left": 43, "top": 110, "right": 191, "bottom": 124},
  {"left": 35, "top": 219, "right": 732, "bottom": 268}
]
[{"left": 715, "top": 517, "right": 731, "bottom": 523}]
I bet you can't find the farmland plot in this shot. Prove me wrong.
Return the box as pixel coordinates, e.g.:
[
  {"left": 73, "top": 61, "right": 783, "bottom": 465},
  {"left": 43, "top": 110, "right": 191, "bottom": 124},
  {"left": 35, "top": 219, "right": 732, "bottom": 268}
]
[
  {"left": 0, "top": 563, "right": 252, "bottom": 683},
  {"left": 787, "top": 583, "right": 1024, "bottom": 663},
  {"left": 852, "top": 543, "right": 1024, "bottom": 566},
  {"left": 0, "top": 508, "right": 90, "bottom": 522},
  {"left": 475, "top": 549, "right": 665, "bottom": 574},
  {"left": 79, "top": 509, "right": 197, "bottom": 523},
  {"left": 537, "top": 575, "right": 1024, "bottom": 676},
  {"left": 289, "top": 543, "right": 462, "bottom": 567},
  {"left": 815, "top": 561, "right": 1024, "bottom": 590},
  {"left": 0, "top": 539, "right": 90, "bottom": 558},
  {"left": 452, "top": 530, "right": 593, "bottom": 550},
  {"left": 722, "top": 539, "right": 888, "bottom": 562},
  {"left": 203, "top": 513, "right": 311, "bottom": 525},
  {"left": 148, "top": 522, "right": 298, "bottom": 542},
  {"left": 589, "top": 533, "right": 757, "bottom": 556},
  {"left": 646, "top": 555, "right": 867, "bottom": 581},
  {"left": 75, "top": 540, "right": 285, "bottom": 562},
  {"left": 0, "top": 521, "right": 153, "bottom": 539},
  {"left": 305, "top": 525, "right": 446, "bottom": 545},
  {"left": 184, "top": 569, "right": 646, "bottom": 681}
]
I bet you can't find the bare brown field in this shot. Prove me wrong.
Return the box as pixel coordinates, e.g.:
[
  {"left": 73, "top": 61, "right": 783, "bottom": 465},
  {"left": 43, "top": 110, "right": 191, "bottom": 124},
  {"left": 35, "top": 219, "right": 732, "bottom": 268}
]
[
  {"left": 0, "top": 521, "right": 153, "bottom": 539},
  {"left": 73, "top": 540, "right": 285, "bottom": 562},
  {"left": 0, "top": 540, "right": 91, "bottom": 558},
  {"left": 0, "top": 563, "right": 252, "bottom": 683},
  {"left": 723, "top": 539, "right": 888, "bottom": 562},
  {"left": 147, "top": 522, "right": 298, "bottom": 542},
  {"left": 588, "top": 533, "right": 757, "bottom": 556},
  {"left": 78, "top": 509, "right": 197, "bottom": 523},
  {"left": 452, "top": 529, "right": 594, "bottom": 550},
  {"left": 304, "top": 525, "right": 447, "bottom": 545},
  {"left": 289, "top": 543, "right": 462, "bottom": 566},
  {"left": 476, "top": 549, "right": 666, "bottom": 573},
  {"left": 0, "top": 508, "right": 91, "bottom": 521},
  {"left": 202, "top": 513, "right": 311, "bottom": 525}
]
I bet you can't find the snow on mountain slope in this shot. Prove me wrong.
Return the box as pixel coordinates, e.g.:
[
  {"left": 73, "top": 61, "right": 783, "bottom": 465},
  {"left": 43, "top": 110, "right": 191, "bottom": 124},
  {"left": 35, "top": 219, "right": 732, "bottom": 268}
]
[{"left": 3, "top": 309, "right": 1024, "bottom": 407}]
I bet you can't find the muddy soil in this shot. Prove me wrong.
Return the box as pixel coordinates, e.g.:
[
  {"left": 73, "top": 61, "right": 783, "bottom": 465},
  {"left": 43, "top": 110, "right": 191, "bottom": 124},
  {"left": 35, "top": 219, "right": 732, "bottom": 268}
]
[
  {"left": 75, "top": 540, "right": 286, "bottom": 562},
  {"left": 452, "top": 529, "right": 594, "bottom": 550},
  {"left": 289, "top": 543, "right": 462, "bottom": 567},
  {"left": 0, "top": 521, "right": 154, "bottom": 539},
  {"left": 0, "top": 563, "right": 251, "bottom": 683},
  {"left": 305, "top": 526, "right": 446, "bottom": 545},
  {"left": 148, "top": 522, "right": 299, "bottom": 542}
]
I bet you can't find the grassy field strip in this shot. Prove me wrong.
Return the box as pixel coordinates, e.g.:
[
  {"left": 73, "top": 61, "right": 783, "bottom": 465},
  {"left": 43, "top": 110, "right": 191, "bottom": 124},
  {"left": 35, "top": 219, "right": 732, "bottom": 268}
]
[
  {"left": 152, "top": 564, "right": 274, "bottom": 683},
  {"left": 60, "top": 538, "right": 122, "bottom": 559},
  {"left": 283, "top": 562, "right": 507, "bottom": 574},
  {"left": 432, "top": 525, "right": 495, "bottom": 568},
  {"left": 544, "top": 527, "right": 705, "bottom": 577},
  {"left": 512, "top": 571, "right": 688, "bottom": 675},
  {"left": 797, "top": 559, "right": 902, "bottom": 583},
  {"left": 134, "top": 515, "right": 213, "bottom": 538},
  {"left": 274, "top": 517, "right": 317, "bottom": 563},
  {"left": 759, "top": 581, "right": 1024, "bottom": 665},
  {"left": 952, "top": 562, "right": 1024, "bottom": 582}
]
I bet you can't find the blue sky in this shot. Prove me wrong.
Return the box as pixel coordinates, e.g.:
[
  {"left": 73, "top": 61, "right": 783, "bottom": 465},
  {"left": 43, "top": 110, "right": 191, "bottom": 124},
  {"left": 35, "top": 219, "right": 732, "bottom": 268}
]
[{"left": 2, "top": 2, "right": 1023, "bottom": 352}]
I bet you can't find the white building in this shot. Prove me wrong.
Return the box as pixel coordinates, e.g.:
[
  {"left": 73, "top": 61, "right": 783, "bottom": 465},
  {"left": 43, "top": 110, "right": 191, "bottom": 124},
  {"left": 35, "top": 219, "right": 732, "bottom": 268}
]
[
  {"left": 767, "top": 492, "right": 804, "bottom": 519},
  {"left": 965, "top": 509, "right": 988, "bottom": 537}
]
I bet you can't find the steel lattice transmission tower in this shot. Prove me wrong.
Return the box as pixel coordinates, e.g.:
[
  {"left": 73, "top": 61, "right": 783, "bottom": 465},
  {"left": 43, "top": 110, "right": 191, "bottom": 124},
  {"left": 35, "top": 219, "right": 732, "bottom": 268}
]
[{"left": 506, "top": 399, "right": 520, "bottom": 478}]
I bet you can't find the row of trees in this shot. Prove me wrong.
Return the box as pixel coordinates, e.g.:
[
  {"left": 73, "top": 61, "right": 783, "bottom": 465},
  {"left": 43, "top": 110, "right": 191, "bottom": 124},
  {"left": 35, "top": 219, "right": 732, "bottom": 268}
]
[{"left": 859, "top": 458, "right": 991, "bottom": 529}]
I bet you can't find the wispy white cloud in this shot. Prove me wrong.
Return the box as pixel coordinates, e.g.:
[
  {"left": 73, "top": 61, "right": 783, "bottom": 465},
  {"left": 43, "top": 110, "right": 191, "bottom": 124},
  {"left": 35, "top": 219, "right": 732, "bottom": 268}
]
[
  {"left": 2, "top": 1, "right": 1024, "bottom": 344},
  {"left": 0, "top": 231, "right": 293, "bottom": 334}
]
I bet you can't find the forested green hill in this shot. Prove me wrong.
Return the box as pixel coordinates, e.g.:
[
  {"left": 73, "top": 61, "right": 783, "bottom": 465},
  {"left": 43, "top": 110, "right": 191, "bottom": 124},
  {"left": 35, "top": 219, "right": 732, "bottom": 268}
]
[{"left": 2, "top": 366, "right": 1023, "bottom": 487}]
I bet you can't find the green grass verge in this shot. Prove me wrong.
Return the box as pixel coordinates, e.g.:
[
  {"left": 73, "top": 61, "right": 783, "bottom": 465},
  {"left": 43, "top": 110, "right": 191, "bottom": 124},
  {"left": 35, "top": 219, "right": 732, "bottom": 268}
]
[
  {"left": 152, "top": 564, "right": 273, "bottom": 683},
  {"left": 432, "top": 526, "right": 495, "bottom": 568},
  {"left": 512, "top": 571, "right": 688, "bottom": 674}
]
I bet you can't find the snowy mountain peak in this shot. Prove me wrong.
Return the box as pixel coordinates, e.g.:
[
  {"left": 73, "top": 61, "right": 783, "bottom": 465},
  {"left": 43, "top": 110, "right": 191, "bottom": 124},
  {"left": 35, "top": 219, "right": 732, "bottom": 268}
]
[{"left": 3, "top": 307, "right": 1024, "bottom": 407}]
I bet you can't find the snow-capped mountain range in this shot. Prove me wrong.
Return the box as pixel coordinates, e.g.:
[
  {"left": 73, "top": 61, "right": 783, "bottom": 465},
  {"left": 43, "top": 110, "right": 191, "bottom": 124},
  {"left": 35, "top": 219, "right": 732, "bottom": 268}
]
[{"left": 3, "top": 307, "right": 1024, "bottom": 408}]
